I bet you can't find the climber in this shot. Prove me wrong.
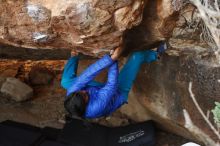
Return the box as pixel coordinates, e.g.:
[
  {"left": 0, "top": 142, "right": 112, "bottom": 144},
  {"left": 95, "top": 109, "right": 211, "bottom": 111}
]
[{"left": 61, "top": 43, "right": 166, "bottom": 119}]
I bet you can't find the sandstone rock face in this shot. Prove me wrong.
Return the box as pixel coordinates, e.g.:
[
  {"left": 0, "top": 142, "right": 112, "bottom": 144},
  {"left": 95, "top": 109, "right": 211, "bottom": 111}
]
[
  {"left": 1, "top": 1, "right": 219, "bottom": 145},
  {"left": 0, "top": 60, "right": 21, "bottom": 78},
  {"left": 29, "top": 65, "right": 54, "bottom": 85},
  {"left": 123, "top": 0, "right": 179, "bottom": 54},
  {"left": 132, "top": 54, "right": 220, "bottom": 145},
  {"left": 0, "top": 44, "right": 70, "bottom": 60},
  {"left": 0, "top": 0, "right": 178, "bottom": 56},
  {"left": 1, "top": 77, "right": 33, "bottom": 102}
]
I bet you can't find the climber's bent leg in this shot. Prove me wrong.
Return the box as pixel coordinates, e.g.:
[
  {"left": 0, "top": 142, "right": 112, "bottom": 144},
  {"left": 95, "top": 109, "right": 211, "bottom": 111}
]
[{"left": 118, "top": 50, "right": 157, "bottom": 100}]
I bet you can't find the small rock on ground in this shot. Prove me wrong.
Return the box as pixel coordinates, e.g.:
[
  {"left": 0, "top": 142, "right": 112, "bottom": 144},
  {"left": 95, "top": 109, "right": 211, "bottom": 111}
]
[{"left": 0, "top": 77, "right": 33, "bottom": 102}]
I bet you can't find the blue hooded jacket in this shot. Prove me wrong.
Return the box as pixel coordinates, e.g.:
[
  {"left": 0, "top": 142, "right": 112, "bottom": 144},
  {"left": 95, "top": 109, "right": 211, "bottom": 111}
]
[{"left": 62, "top": 55, "right": 126, "bottom": 118}]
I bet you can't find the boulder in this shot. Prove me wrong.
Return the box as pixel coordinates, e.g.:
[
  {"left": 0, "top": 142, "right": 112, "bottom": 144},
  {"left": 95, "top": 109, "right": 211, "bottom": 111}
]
[
  {"left": 0, "top": 0, "right": 219, "bottom": 145},
  {"left": 0, "top": 0, "right": 178, "bottom": 56},
  {"left": 131, "top": 53, "right": 220, "bottom": 145},
  {"left": 0, "top": 77, "right": 33, "bottom": 102},
  {"left": 29, "top": 65, "right": 54, "bottom": 85}
]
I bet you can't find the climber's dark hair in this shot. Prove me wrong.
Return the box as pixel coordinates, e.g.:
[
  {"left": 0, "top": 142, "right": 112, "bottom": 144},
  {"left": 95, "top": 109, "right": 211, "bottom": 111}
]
[{"left": 64, "top": 92, "right": 87, "bottom": 118}]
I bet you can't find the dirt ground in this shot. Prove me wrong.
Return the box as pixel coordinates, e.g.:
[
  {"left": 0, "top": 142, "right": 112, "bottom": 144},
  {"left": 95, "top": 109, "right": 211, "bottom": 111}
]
[{"left": 0, "top": 59, "right": 192, "bottom": 146}]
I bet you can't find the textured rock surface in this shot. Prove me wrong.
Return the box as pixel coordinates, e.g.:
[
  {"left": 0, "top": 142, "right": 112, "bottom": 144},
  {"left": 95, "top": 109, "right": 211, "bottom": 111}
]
[
  {"left": 0, "top": 60, "right": 21, "bottom": 78},
  {"left": 1, "top": 77, "right": 33, "bottom": 102},
  {"left": 0, "top": 44, "right": 70, "bottom": 60},
  {"left": 133, "top": 54, "right": 220, "bottom": 145},
  {"left": 29, "top": 65, "right": 54, "bottom": 85},
  {"left": 0, "top": 0, "right": 178, "bottom": 56},
  {"left": 123, "top": 0, "right": 179, "bottom": 54}
]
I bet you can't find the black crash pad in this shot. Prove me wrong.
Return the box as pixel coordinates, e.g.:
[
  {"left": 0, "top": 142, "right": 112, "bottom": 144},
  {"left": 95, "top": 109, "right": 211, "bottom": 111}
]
[
  {"left": 41, "top": 127, "right": 61, "bottom": 141},
  {"left": 58, "top": 119, "right": 155, "bottom": 146},
  {"left": 108, "top": 121, "right": 155, "bottom": 146},
  {"left": 58, "top": 119, "right": 108, "bottom": 146},
  {"left": 0, "top": 119, "right": 155, "bottom": 146},
  {"left": 0, "top": 121, "right": 42, "bottom": 146}
]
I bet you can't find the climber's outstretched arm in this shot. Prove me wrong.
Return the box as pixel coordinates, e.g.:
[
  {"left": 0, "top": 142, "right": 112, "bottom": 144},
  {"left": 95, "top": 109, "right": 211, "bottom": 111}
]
[
  {"left": 67, "top": 55, "right": 116, "bottom": 96},
  {"left": 61, "top": 55, "right": 79, "bottom": 89}
]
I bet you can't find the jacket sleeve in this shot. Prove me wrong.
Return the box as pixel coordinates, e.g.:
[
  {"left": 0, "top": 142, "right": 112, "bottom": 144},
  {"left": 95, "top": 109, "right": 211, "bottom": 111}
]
[
  {"left": 67, "top": 55, "right": 114, "bottom": 96},
  {"left": 98, "top": 62, "right": 118, "bottom": 99},
  {"left": 61, "top": 56, "right": 79, "bottom": 89},
  {"left": 85, "top": 62, "right": 119, "bottom": 118}
]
